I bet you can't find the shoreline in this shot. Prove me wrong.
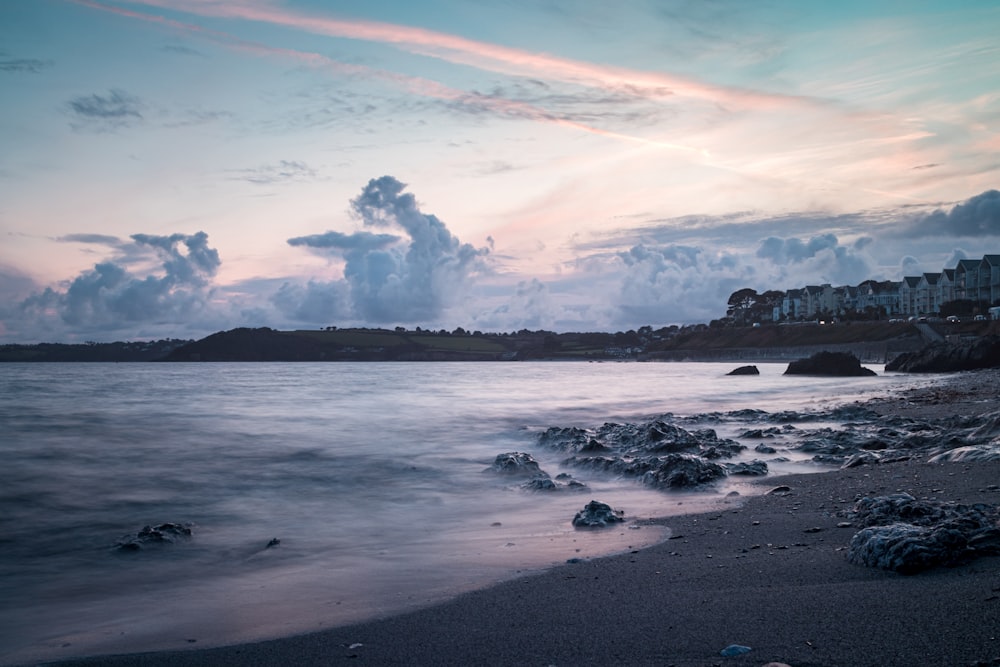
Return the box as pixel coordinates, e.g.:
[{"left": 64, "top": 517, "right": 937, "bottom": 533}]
[{"left": 41, "top": 370, "right": 1000, "bottom": 667}]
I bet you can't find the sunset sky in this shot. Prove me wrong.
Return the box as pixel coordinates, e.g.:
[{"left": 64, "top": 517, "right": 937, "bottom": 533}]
[{"left": 2, "top": 0, "right": 999, "bottom": 343}]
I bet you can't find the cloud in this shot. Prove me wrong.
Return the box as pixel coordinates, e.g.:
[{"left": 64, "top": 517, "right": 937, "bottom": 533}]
[
  {"left": 286, "top": 176, "right": 489, "bottom": 322},
  {"left": 57, "top": 233, "right": 123, "bottom": 245},
  {"left": 0, "top": 57, "right": 53, "bottom": 74},
  {"left": 473, "top": 278, "right": 563, "bottom": 331},
  {"left": 908, "top": 189, "right": 1000, "bottom": 237},
  {"left": 67, "top": 89, "right": 144, "bottom": 130},
  {"left": 270, "top": 279, "right": 349, "bottom": 322},
  {"left": 161, "top": 44, "right": 206, "bottom": 57},
  {"left": 229, "top": 160, "right": 320, "bottom": 185},
  {"left": 754, "top": 233, "right": 875, "bottom": 286},
  {"left": 288, "top": 230, "right": 399, "bottom": 252},
  {"left": 17, "top": 232, "right": 221, "bottom": 336}
]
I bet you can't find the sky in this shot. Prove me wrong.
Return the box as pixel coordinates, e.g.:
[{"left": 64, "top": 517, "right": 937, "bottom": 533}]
[{"left": 2, "top": 0, "right": 1000, "bottom": 343}]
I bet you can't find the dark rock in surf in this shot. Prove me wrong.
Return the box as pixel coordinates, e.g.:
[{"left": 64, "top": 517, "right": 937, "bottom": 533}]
[
  {"left": 116, "top": 522, "right": 193, "bottom": 551},
  {"left": 885, "top": 335, "right": 1000, "bottom": 372},
  {"left": 640, "top": 454, "right": 727, "bottom": 488},
  {"left": 727, "top": 365, "right": 760, "bottom": 376},
  {"left": 487, "top": 452, "right": 545, "bottom": 477},
  {"left": 784, "top": 351, "right": 876, "bottom": 376},
  {"left": 846, "top": 493, "right": 1000, "bottom": 574},
  {"left": 725, "top": 460, "right": 769, "bottom": 476},
  {"left": 521, "top": 476, "right": 557, "bottom": 491},
  {"left": 572, "top": 500, "right": 625, "bottom": 528}
]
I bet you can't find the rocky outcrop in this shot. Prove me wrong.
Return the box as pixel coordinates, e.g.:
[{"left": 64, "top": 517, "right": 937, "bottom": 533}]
[
  {"left": 846, "top": 493, "right": 1000, "bottom": 574},
  {"left": 726, "top": 365, "right": 760, "bottom": 376},
  {"left": 538, "top": 420, "right": 740, "bottom": 489},
  {"left": 886, "top": 335, "right": 1000, "bottom": 372},
  {"left": 486, "top": 451, "right": 545, "bottom": 477},
  {"left": 485, "top": 452, "right": 588, "bottom": 491},
  {"left": 784, "top": 351, "right": 876, "bottom": 376},
  {"left": 116, "top": 523, "right": 193, "bottom": 551},
  {"left": 572, "top": 500, "right": 624, "bottom": 527}
]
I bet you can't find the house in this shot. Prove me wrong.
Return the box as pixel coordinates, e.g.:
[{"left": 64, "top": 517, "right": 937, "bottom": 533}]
[
  {"left": 803, "top": 284, "right": 838, "bottom": 318},
  {"left": 983, "top": 255, "right": 1000, "bottom": 304},
  {"left": 898, "top": 276, "right": 922, "bottom": 315},
  {"left": 955, "top": 258, "right": 982, "bottom": 301},
  {"left": 781, "top": 289, "right": 804, "bottom": 320},
  {"left": 940, "top": 268, "right": 956, "bottom": 305},
  {"left": 916, "top": 272, "right": 942, "bottom": 314},
  {"left": 855, "top": 280, "right": 900, "bottom": 316}
]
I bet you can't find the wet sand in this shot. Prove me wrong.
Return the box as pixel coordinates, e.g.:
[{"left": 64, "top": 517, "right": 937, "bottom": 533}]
[{"left": 44, "top": 370, "right": 1000, "bottom": 667}]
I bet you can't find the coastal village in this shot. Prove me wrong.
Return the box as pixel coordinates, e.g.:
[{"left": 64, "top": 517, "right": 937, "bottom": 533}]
[{"left": 730, "top": 253, "right": 1000, "bottom": 324}]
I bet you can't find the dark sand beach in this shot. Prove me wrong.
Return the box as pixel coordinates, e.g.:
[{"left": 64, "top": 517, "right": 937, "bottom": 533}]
[{"left": 47, "top": 371, "right": 1000, "bottom": 667}]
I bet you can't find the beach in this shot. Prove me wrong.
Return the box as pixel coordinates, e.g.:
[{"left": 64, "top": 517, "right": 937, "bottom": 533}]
[{"left": 44, "top": 370, "right": 1000, "bottom": 667}]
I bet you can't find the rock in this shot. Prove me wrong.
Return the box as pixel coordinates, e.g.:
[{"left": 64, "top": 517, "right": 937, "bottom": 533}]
[
  {"left": 847, "top": 494, "right": 1000, "bottom": 573},
  {"left": 886, "top": 336, "right": 1000, "bottom": 372},
  {"left": 928, "top": 445, "right": 1000, "bottom": 463},
  {"left": 640, "top": 454, "right": 727, "bottom": 489},
  {"left": 719, "top": 644, "right": 752, "bottom": 656},
  {"left": 754, "top": 443, "right": 778, "bottom": 454},
  {"left": 841, "top": 451, "right": 880, "bottom": 468},
  {"left": 724, "top": 460, "right": 768, "bottom": 476},
  {"left": 784, "top": 351, "right": 877, "bottom": 376},
  {"left": 537, "top": 426, "right": 590, "bottom": 451},
  {"left": 521, "top": 476, "right": 557, "bottom": 491},
  {"left": 969, "top": 410, "right": 1000, "bottom": 442},
  {"left": 726, "top": 365, "right": 759, "bottom": 376},
  {"left": 116, "top": 522, "right": 193, "bottom": 551},
  {"left": 487, "top": 451, "right": 544, "bottom": 477},
  {"left": 766, "top": 485, "right": 792, "bottom": 495},
  {"left": 554, "top": 472, "right": 589, "bottom": 490},
  {"left": 572, "top": 500, "right": 625, "bottom": 528}
]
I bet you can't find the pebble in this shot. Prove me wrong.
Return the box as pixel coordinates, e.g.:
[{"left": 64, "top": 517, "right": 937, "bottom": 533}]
[{"left": 719, "top": 644, "right": 751, "bottom": 656}]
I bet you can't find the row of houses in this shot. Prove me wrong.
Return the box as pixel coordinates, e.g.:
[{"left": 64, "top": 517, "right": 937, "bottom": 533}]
[{"left": 774, "top": 254, "right": 1000, "bottom": 320}]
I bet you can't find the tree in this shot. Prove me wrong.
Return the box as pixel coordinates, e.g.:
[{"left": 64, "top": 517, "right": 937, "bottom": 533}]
[{"left": 726, "top": 288, "right": 759, "bottom": 325}]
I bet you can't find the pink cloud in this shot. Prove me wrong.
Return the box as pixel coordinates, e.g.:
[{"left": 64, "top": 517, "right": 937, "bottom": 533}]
[{"left": 119, "top": 0, "right": 808, "bottom": 112}]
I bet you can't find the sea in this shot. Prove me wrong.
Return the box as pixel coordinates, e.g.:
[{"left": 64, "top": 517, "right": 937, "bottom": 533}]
[{"left": 0, "top": 361, "right": 948, "bottom": 664}]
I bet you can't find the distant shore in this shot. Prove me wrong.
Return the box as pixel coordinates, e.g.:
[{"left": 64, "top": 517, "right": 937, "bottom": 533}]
[{"left": 47, "top": 369, "right": 1000, "bottom": 667}]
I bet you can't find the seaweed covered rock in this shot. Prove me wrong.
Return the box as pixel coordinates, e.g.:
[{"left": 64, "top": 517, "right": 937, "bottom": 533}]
[
  {"left": 572, "top": 500, "right": 624, "bottom": 528},
  {"left": 846, "top": 494, "right": 1000, "bottom": 573},
  {"left": 784, "top": 351, "right": 876, "bottom": 376}
]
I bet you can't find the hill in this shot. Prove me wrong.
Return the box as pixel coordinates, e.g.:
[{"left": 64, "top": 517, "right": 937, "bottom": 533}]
[{"left": 4, "top": 320, "right": 996, "bottom": 363}]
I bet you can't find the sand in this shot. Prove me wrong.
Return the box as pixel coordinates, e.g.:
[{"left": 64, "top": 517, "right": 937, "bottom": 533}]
[{"left": 44, "top": 371, "right": 1000, "bottom": 667}]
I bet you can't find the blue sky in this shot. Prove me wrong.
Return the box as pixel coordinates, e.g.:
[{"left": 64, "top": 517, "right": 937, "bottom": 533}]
[{"left": 2, "top": 0, "right": 999, "bottom": 342}]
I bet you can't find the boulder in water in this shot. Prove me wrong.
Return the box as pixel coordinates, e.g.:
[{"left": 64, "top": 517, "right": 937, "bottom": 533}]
[
  {"left": 572, "top": 500, "right": 625, "bottom": 528},
  {"left": 784, "top": 351, "right": 876, "bottom": 376},
  {"left": 116, "top": 522, "right": 193, "bottom": 551},
  {"left": 487, "top": 451, "right": 544, "bottom": 477},
  {"left": 726, "top": 365, "right": 759, "bottom": 376}
]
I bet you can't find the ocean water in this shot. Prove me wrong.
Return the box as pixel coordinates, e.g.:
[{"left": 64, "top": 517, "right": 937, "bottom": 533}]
[{"left": 0, "top": 361, "right": 944, "bottom": 663}]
